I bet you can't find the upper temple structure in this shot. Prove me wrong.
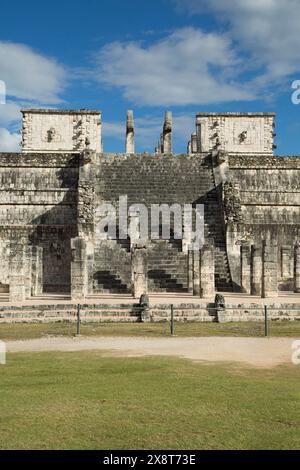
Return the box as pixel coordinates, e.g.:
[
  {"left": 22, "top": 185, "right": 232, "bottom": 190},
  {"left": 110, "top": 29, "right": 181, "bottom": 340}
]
[{"left": 0, "top": 108, "right": 299, "bottom": 303}]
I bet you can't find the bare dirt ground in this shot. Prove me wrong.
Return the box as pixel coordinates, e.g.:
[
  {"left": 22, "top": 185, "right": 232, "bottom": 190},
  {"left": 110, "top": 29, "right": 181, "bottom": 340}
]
[{"left": 6, "top": 336, "right": 297, "bottom": 367}]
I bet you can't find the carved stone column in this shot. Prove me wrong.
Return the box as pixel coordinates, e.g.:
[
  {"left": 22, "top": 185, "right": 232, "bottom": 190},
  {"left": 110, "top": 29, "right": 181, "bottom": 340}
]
[
  {"left": 200, "top": 244, "right": 215, "bottom": 298},
  {"left": 129, "top": 210, "right": 140, "bottom": 248},
  {"left": 182, "top": 206, "right": 193, "bottom": 254},
  {"left": 192, "top": 250, "right": 200, "bottom": 296},
  {"left": 294, "top": 244, "right": 300, "bottom": 293},
  {"left": 240, "top": 244, "right": 251, "bottom": 294},
  {"left": 188, "top": 248, "right": 193, "bottom": 293},
  {"left": 262, "top": 240, "right": 278, "bottom": 298},
  {"left": 71, "top": 237, "right": 87, "bottom": 300},
  {"left": 191, "top": 133, "right": 198, "bottom": 153},
  {"left": 251, "top": 245, "right": 262, "bottom": 296},
  {"left": 162, "top": 111, "right": 172, "bottom": 154},
  {"left": 86, "top": 242, "right": 94, "bottom": 296},
  {"left": 9, "top": 242, "right": 26, "bottom": 302},
  {"left": 281, "top": 246, "right": 291, "bottom": 279},
  {"left": 125, "top": 110, "right": 135, "bottom": 154},
  {"left": 196, "top": 117, "right": 205, "bottom": 153},
  {"left": 131, "top": 243, "right": 148, "bottom": 299},
  {"left": 31, "top": 246, "right": 43, "bottom": 296},
  {"left": 24, "top": 246, "right": 33, "bottom": 299}
]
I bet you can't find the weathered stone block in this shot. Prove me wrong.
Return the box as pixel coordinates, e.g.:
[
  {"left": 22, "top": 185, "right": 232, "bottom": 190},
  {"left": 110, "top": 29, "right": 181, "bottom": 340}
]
[
  {"left": 200, "top": 244, "right": 215, "bottom": 298},
  {"left": 241, "top": 245, "right": 251, "bottom": 294},
  {"left": 294, "top": 245, "right": 300, "bottom": 293},
  {"left": 31, "top": 246, "right": 43, "bottom": 296},
  {"left": 262, "top": 240, "right": 278, "bottom": 298},
  {"left": 251, "top": 245, "right": 262, "bottom": 296},
  {"left": 132, "top": 244, "right": 148, "bottom": 299},
  {"left": 71, "top": 237, "right": 87, "bottom": 300},
  {"left": 21, "top": 109, "right": 102, "bottom": 153},
  {"left": 9, "top": 242, "right": 26, "bottom": 302},
  {"left": 192, "top": 250, "right": 200, "bottom": 296}
]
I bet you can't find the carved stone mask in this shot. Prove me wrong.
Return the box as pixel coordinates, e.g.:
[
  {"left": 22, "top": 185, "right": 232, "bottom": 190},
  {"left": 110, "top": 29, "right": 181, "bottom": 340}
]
[
  {"left": 47, "top": 127, "right": 56, "bottom": 142},
  {"left": 239, "top": 131, "right": 248, "bottom": 143}
]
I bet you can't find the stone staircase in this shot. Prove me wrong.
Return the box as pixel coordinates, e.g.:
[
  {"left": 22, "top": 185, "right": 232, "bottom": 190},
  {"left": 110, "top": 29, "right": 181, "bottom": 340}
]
[
  {"left": 93, "top": 270, "right": 130, "bottom": 293},
  {"left": 203, "top": 179, "right": 232, "bottom": 293},
  {"left": 93, "top": 153, "right": 233, "bottom": 293},
  {"left": 148, "top": 241, "right": 188, "bottom": 293},
  {"left": 93, "top": 241, "right": 131, "bottom": 293}
]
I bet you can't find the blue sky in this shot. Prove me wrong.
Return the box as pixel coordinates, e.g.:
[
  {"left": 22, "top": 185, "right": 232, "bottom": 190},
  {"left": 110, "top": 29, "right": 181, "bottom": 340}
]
[{"left": 1, "top": 0, "right": 300, "bottom": 153}]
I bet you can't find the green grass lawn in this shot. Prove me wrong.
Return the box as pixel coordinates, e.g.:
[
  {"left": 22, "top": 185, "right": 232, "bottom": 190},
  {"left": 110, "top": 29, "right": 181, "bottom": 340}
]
[
  {"left": 1, "top": 320, "right": 300, "bottom": 340},
  {"left": 0, "top": 351, "right": 300, "bottom": 449}
]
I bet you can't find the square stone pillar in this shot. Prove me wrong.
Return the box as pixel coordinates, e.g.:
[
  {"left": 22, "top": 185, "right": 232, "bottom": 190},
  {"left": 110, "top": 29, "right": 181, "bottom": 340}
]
[
  {"left": 183, "top": 206, "right": 204, "bottom": 255},
  {"left": 251, "top": 245, "right": 262, "bottom": 296},
  {"left": 191, "top": 133, "right": 198, "bottom": 153},
  {"left": 71, "top": 237, "right": 87, "bottom": 300},
  {"left": 24, "top": 246, "right": 33, "bottom": 299},
  {"left": 86, "top": 243, "right": 94, "bottom": 296},
  {"left": 200, "top": 244, "right": 215, "bottom": 298},
  {"left": 192, "top": 250, "right": 200, "bottom": 296},
  {"left": 129, "top": 211, "right": 140, "bottom": 249},
  {"left": 294, "top": 245, "right": 300, "bottom": 293},
  {"left": 31, "top": 246, "right": 43, "bottom": 296},
  {"left": 240, "top": 245, "right": 251, "bottom": 294},
  {"left": 188, "top": 249, "right": 193, "bottom": 293},
  {"left": 281, "top": 246, "right": 291, "bottom": 279},
  {"left": 182, "top": 206, "right": 193, "bottom": 254},
  {"left": 131, "top": 243, "right": 148, "bottom": 299},
  {"left": 262, "top": 241, "right": 278, "bottom": 298},
  {"left": 9, "top": 243, "right": 26, "bottom": 303},
  {"left": 162, "top": 111, "right": 172, "bottom": 154}
]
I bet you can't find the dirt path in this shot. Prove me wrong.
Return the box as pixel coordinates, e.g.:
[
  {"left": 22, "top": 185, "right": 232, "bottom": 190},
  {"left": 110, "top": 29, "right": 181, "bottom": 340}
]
[{"left": 5, "top": 336, "right": 298, "bottom": 367}]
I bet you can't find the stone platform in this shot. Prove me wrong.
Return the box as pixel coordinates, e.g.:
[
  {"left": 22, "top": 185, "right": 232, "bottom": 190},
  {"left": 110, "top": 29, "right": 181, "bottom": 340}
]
[{"left": 0, "top": 293, "right": 299, "bottom": 323}]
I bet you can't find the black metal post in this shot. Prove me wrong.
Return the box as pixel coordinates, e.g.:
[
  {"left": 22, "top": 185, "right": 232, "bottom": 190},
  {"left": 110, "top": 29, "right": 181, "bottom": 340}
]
[
  {"left": 170, "top": 304, "right": 174, "bottom": 336},
  {"left": 264, "top": 305, "right": 269, "bottom": 337},
  {"left": 77, "top": 303, "right": 81, "bottom": 336}
]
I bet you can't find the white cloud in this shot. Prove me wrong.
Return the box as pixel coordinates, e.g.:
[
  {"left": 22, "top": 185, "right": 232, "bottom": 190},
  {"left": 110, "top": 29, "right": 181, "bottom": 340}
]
[
  {"left": 95, "top": 27, "right": 255, "bottom": 106},
  {"left": 0, "top": 128, "right": 20, "bottom": 151},
  {"left": 0, "top": 101, "right": 21, "bottom": 126},
  {"left": 174, "top": 0, "right": 300, "bottom": 84},
  {"left": 103, "top": 121, "right": 125, "bottom": 140},
  {"left": 0, "top": 41, "right": 66, "bottom": 104},
  {"left": 103, "top": 116, "right": 161, "bottom": 150},
  {"left": 0, "top": 41, "right": 67, "bottom": 153}
]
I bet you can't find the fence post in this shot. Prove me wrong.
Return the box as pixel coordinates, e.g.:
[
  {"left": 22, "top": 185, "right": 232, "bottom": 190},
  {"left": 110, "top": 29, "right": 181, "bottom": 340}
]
[
  {"left": 76, "top": 303, "right": 81, "bottom": 336},
  {"left": 264, "top": 305, "right": 269, "bottom": 337},
  {"left": 170, "top": 304, "right": 174, "bottom": 336}
]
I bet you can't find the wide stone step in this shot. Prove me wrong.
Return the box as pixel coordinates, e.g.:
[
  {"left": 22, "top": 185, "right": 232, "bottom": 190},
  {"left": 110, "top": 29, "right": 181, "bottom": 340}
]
[
  {"left": 93, "top": 271, "right": 130, "bottom": 293},
  {"left": 148, "top": 269, "right": 188, "bottom": 292}
]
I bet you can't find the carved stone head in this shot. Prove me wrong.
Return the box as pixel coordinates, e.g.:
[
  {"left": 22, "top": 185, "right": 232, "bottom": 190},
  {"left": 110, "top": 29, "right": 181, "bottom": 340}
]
[
  {"left": 239, "top": 130, "right": 248, "bottom": 143},
  {"left": 47, "top": 127, "right": 56, "bottom": 142}
]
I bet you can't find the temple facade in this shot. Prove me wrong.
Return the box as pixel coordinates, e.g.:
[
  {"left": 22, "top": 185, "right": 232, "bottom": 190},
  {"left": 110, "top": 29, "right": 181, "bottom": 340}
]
[{"left": 0, "top": 108, "right": 299, "bottom": 302}]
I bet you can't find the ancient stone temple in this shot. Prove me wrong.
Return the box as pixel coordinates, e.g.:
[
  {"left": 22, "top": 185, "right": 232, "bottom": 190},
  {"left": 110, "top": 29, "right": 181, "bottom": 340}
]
[{"left": 0, "top": 108, "right": 300, "bottom": 303}]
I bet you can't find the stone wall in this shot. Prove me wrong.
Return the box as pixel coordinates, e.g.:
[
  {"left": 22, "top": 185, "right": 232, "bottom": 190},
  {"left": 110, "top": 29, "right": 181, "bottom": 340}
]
[
  {"left": 1, "top": 148, "right": 300, "bottom": 298},
  {"left": 196, "top": 113, "right": 275, "bottom": 155},
  {"left": 0, "top": 301, "right": 298, "bottom": 323},
  {"left": 0, "top": 153, "right": 79, "bottom": 294},
  {"left": 223, "top": 154, "right": 300, "bottom": 293},
  {"left": 229, "top": 155, "right": 300, "bottom": 225},
  {"left": 21, "top": 109, "right": 102, "bottom": 153}
]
